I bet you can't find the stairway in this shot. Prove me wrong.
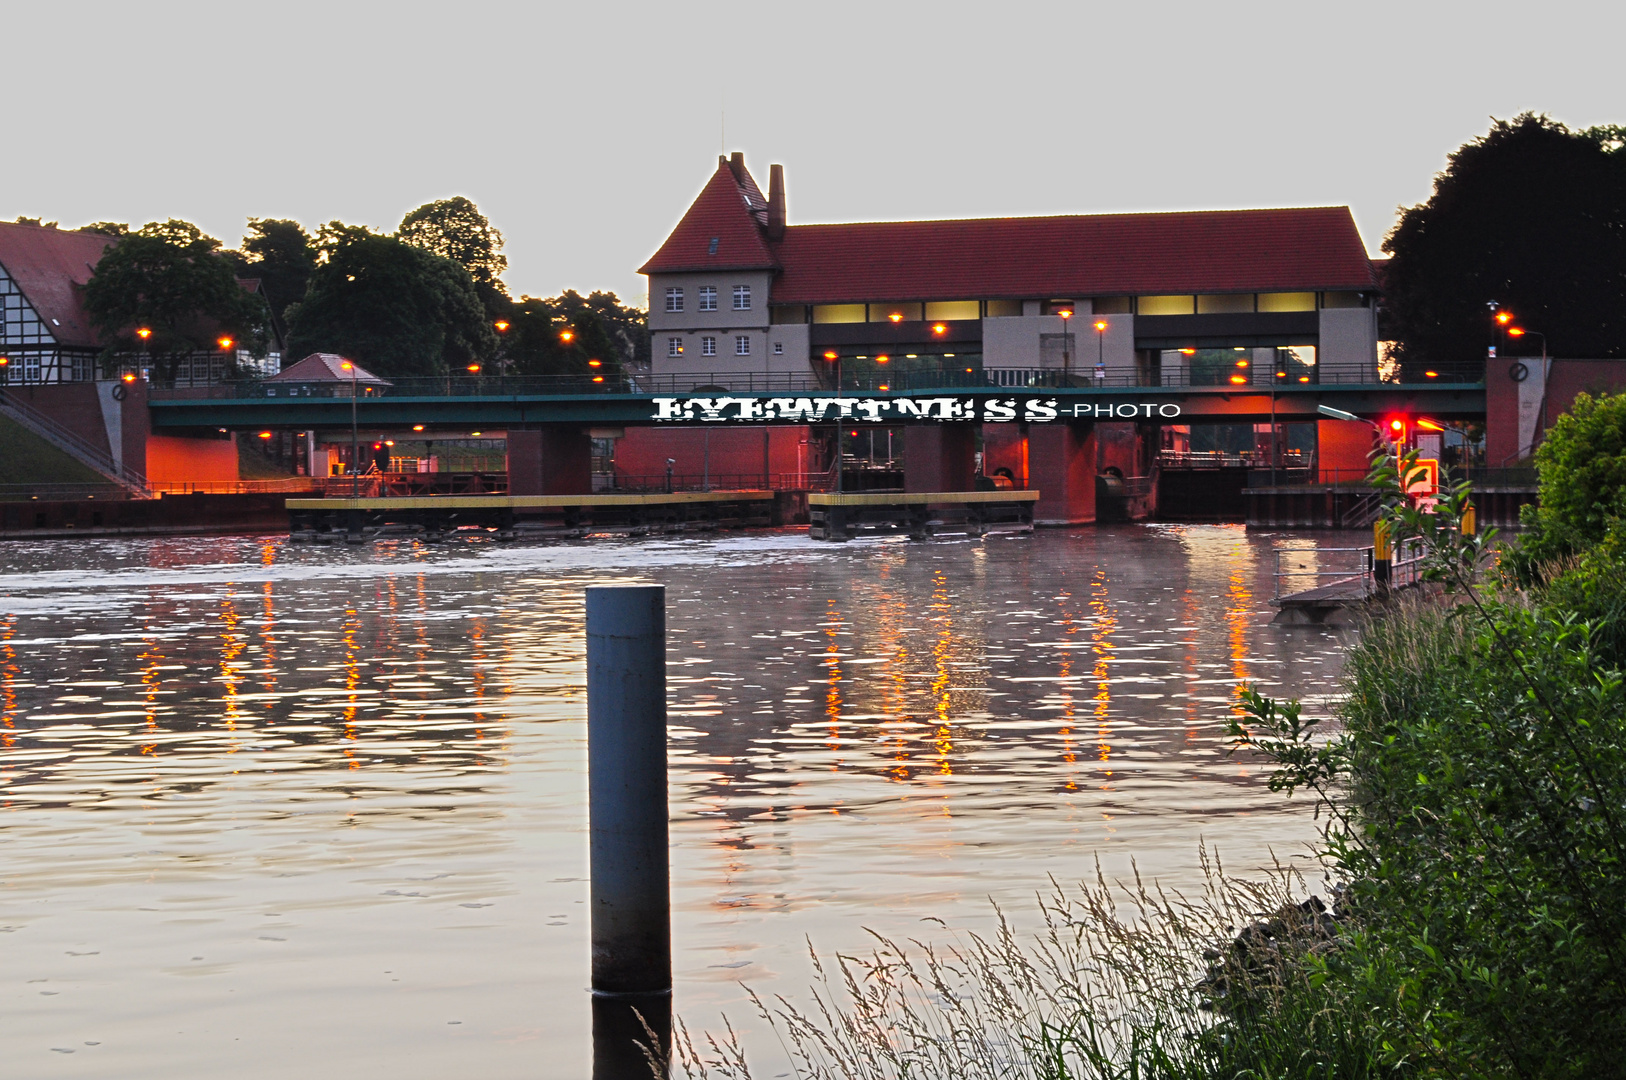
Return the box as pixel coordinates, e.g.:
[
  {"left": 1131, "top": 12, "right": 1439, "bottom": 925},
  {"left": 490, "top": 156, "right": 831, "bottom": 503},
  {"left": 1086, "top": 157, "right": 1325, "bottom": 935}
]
[{"left": 0, "top": 388, "right": 151, "bottom": 497}]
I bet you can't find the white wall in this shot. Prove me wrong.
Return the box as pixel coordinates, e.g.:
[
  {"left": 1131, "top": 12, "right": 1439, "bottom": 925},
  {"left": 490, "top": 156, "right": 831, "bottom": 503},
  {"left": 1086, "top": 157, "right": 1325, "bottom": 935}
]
[{"left": 1318, "top": 306, "right": 1378, "bottom": 370}]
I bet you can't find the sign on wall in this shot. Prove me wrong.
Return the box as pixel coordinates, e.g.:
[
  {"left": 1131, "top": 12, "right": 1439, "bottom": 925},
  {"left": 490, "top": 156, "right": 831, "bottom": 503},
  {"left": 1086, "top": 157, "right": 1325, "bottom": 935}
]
[{"left": 650, "top": 396, "right": 1183, "bottom": 423}]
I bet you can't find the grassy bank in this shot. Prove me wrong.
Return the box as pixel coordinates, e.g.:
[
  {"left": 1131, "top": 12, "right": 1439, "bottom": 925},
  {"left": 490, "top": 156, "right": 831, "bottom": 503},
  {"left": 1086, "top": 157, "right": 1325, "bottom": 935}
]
[
  {"left": 669, "top": 394, "right": 1626, "bottom": 1080},
  {"left": 0, "top": 414, "right": 108, "bottom": 488}
]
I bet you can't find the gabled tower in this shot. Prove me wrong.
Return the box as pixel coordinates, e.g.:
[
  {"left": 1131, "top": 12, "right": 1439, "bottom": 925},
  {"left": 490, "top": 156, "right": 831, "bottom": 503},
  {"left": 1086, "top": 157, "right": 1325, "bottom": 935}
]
[{"left": 641, "top": 154, "right": 804, "bottom": 378}]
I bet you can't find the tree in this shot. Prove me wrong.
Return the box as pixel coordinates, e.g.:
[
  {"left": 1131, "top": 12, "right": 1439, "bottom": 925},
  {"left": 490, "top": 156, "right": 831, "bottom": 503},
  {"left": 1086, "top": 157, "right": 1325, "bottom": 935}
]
[
  {"left": 398, "top": 197, "right": 509, "bottom": 318},
  {"left": 1381, "top": 114, "right": 1626, "bottom": 372},
  {"left": 1516, "top": 390, "right": 1626, "bottom": 565},
  {"left": 236, "top": 218, "right": 316, "bottom": 333},
  {"left": 502, "top": 290, "right": 648, "bottom": 377},
  {"left": 80, "top": 222, "right": 129, "bottom": 237},
  {"left": 83, "top": 218, "right": 272, "bottom": 381},
  {"left": 284, "top": 231, "right": 497, "bottom": 379},
  {"left": 13, "top": 216, "right": 58, "bottom": 229}
]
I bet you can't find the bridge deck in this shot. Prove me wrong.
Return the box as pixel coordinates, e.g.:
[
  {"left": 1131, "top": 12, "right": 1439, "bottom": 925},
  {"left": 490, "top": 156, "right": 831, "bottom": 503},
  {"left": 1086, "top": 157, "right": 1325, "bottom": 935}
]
[
  {"left": 809, "top": 489, "right": 1037, "bottom": 507},
  {"left": 286, "top": 491, "right": 772, "bottom": 511}
]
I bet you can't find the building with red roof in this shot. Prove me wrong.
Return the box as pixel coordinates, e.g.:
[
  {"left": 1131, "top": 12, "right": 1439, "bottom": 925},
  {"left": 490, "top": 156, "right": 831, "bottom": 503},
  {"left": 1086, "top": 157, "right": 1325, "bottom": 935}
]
[{"left": 642, "top": 154, "right": 1382, "bottom": 385}]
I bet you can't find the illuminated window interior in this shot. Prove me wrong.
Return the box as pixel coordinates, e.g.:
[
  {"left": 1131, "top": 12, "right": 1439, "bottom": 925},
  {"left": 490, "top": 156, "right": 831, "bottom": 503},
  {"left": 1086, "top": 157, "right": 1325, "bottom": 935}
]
[
  {"left": 924, "top": 300, "right": 980, "bottom": 321},
  {"left": 811, "top": 304, "right": 866, "bottom": 324},
  {"left": 1197, "top": 293, "right": 1254, "bottom": 314},
  {"left": 868, "top": 302, "right": 923, "bottom": 323},
  {"left": 983, "top": 299, "right": 1023, "bottom": 318},
  {"left": 1137, "top": 294, "right": 1196, "bottom": 316},
  {"left": 1256, "top": 292, "right": 1316, "bottom": 312}
]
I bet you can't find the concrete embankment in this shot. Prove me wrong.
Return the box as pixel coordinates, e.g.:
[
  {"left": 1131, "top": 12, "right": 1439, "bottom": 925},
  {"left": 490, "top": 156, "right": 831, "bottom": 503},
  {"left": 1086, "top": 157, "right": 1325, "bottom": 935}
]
[{"left": 0, "top": 493, "right": 290, "bottom": 540}]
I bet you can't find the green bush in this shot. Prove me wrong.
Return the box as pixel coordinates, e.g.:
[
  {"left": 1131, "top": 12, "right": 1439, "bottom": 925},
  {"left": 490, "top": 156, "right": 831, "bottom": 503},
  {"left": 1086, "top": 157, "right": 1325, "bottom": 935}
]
[{"left": 1516, "top": 391, "right": 1626, "bottom": 569}]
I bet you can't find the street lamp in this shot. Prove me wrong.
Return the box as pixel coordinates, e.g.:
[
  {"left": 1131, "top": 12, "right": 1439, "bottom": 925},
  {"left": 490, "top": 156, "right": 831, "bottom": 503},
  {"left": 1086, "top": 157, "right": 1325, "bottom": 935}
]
[
  {"left": 1093, "top": 319, "right": 1107, "bottom": 381},
  {"left": 1057, "top": 306, "right": 1073, "bottom": 381},
  {"left": 341, "top": 360, "right": 360, "bottom": 498}
]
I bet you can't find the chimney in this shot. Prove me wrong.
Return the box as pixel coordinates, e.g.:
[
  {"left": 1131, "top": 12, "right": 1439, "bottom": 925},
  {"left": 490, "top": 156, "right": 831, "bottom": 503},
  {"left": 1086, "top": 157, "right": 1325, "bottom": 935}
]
[
  {"left": 766, "top": 164, "right": 786, "bottom": 241},
  {"left": 728, "top": 151, "right": 746, "bottom": 183}
]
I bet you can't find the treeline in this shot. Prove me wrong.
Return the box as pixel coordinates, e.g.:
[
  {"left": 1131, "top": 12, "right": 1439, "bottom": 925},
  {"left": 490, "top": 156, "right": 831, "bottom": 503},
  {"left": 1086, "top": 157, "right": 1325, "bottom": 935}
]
[{"left": 44, "top": 197, "right": 647, "bottom": 381}]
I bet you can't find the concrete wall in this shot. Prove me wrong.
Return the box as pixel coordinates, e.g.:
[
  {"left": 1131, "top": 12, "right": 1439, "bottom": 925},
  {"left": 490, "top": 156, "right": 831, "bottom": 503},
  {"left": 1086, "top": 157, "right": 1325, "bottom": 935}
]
[
  {"left": 145, "top": 434, "right": 240, "bottom": 486},
  {"left": 1027, "top": 423, "right": 1096, "bottom": 525},
  {"left": 981, "top": 313, "right": 1133, "bottom": 375},
  {"left": 613, "top": 425, "right": 806, "bottom": 483},
  {"left": 649, "top": 270, "right": 806, "bottom": 378},
  {"left": 2, "top": 382, "right": 111, "bottom": 455},
  {"left": 1317, "top": 306, "right": 1378, "bottom": 369},
  {"left": 1486, "top": 358, "right": 1626, "bottom": 464}
]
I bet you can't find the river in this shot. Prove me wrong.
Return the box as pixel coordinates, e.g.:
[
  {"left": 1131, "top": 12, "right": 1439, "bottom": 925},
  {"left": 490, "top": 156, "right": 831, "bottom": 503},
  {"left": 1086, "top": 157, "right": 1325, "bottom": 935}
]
[{"left": 0, "top": 525, "right": 1356, "bottom": 1077}]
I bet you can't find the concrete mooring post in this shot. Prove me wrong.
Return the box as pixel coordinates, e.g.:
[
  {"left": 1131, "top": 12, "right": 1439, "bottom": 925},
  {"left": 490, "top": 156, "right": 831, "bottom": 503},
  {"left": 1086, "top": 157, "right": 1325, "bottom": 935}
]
[{"left": 586, "top": 585, "right": 672, "bottom": 1078}]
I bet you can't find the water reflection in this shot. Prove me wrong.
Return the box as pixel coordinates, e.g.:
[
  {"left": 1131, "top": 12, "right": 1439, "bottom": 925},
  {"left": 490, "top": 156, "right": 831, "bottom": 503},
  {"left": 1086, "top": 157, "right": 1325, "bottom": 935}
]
[{"left": 0, "top": 526, "right": 1353, "bottom": 1078}]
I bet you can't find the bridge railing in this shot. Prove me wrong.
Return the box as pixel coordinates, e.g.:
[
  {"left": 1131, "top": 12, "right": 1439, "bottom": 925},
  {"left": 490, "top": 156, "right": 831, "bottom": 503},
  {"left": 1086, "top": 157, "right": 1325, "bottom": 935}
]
[{"left": 146, "top": 360, "right": 1485, "bottom": 401}]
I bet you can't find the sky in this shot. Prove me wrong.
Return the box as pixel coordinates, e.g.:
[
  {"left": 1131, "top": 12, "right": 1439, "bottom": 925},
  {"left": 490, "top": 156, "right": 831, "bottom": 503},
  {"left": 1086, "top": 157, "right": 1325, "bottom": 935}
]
[{"left": 8, "top": 1, "right": 1622, "bottom": 307}]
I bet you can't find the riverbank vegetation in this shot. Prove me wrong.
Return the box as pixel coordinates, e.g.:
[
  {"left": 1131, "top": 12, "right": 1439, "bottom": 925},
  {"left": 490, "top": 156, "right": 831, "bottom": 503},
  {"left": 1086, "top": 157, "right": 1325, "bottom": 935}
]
[{"left": 669, "top": 395, "right": 1626, "bottom": 1080}]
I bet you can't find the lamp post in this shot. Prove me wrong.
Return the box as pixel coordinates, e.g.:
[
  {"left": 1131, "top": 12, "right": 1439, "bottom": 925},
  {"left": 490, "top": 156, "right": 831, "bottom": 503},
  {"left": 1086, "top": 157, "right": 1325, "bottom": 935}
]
[
  {"left": 1093, "top": 319, "right": 1107, "bottom": 381},
  {"left": 342, "top": 360, "right": 359, "bottom": 498},
  {"left": 1057, "top": 306, "right": 1073, "bottom": 382},
  {"left": 823, "top": 351, "right": 843, "bottom": 493}
]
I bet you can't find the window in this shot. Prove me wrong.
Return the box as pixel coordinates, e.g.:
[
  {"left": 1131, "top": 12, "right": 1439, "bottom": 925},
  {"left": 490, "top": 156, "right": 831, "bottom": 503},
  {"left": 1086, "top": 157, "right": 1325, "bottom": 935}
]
[
  {"left": 665, "top": 287, "right": 683, "bottom": 312},
  {"left": 707, "top": 237, "right": 719, "bottom": 255},
  {"left": 770, "top": 305, "right": 807, "bottom": 324},
  {"left": 698, "top": 286, "right": 717, "bottom": 311},
  {"left": 667, "top": 337, "right": 683, "bottom": 357},
  {"left": 735, "top": 335, "right": 751, "bottom": 356},
  {"left": 983, "top": 299, "right": 1024, "bottom": 318},
  {"left": 869, "top": 302, "right": 922, "bottom": 323},
  {"left": 701, "top": 336, "right": 716, "bottom": 356},
  {"left": 812, "top": 303, "right": 865, "bottom": 323},
  {"left": 1090, "top": 296, "right": 1132, "bottom": 314},
  {"left": 1138, "top": 295, "right": 1196, "bottom": 316},
  {"left": 925, "top": 300, "right": 980, "bottom": 321},
  {"left": 1257, "top": 292, "right": 1316, "bottom": 313},
  {"left": 773, "top": 341, "right": 784, "bottom": 355},
  {"left": 1321, "top": 291, "right": 1368, "bottom": 309},
  {"left": 1197, "top": 294, "right": 1254, "bottom": 314},
  {"left": 732, "top": 285, "right": 751, "bottom": 311}
]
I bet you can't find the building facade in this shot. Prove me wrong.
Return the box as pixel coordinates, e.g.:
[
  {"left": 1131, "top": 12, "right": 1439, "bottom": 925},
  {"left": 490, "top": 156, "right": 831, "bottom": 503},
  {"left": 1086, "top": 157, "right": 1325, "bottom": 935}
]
[{"left": 641, "top": 154, "right": 1381, "bottom": 388}]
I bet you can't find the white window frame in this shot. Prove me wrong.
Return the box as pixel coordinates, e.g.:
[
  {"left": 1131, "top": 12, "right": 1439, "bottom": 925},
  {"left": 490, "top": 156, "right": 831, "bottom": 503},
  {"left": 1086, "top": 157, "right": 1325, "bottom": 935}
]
[
  {"left": 773, "top": 341, "right": 784, "bottom": 355},
  {"left": 732, "top": 285, "right": 751, "bottom": 311},
  {"left": 667, "top": 337, "right": 683, "bottom": 357},
  {"left": 665, "top": 287, "right": 683, "bottom": 312},
  {"left": 698, "top": 286, "right": 717, "bottom": 312},
  {"left": 700, "top": 336, "right": 716, "bottom": 357},
  {"left": 735, "top": 335, "right": 751, "bottom": 356}
]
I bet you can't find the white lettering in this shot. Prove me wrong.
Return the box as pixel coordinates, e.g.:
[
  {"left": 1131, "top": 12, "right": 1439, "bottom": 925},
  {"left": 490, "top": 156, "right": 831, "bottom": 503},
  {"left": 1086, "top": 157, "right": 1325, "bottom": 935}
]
[
  {"left": 1024, "top": 398, "right": 1059, "bottom": 422},
  {"left": 1115, "top": 403, "right": 1139, "bottom": 419},
  {"left": 653, "top": 397, "right": 689, "bottom": 421},
  {"left": 853, "top": 399, "right": 887, "bottom": 421},
  {"left": 814, "top": 397, "right": 854, "bottom": 419},
  {"left": 894, "top": 398, "right": 934, "bottom": 418},
  {"left": 1158, "top": 403, "right": 1181, "bottom": 418},
  {"left": 734, "top": 398, "right": 765, "bottom": 420},
  {"left": 983, "top": 398, "right": 1018, "bottom": 422}
]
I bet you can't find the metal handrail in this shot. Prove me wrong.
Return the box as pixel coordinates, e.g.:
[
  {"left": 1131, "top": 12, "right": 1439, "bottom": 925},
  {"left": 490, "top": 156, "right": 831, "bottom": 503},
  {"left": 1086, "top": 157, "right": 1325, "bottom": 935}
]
[
  {"left": 0, "top": 388, "right": 152, "bottom": 497},
  {"left": 1273, "top": 546, "right": 1375, "bottom": 601}
]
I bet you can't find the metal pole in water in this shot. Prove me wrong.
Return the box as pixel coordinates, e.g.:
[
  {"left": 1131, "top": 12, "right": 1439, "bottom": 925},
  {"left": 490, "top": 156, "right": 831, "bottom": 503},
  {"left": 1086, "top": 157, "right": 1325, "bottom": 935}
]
[{"left": 586, "top": 585, "right": 671, "bottom": 1077}]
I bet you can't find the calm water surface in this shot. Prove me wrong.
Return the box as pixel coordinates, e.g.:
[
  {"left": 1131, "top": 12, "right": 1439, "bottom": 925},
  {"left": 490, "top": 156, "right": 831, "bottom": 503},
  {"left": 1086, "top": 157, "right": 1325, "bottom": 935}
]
[{"left": 0, "top": 526, "right": 1356, "bottom": 1077}]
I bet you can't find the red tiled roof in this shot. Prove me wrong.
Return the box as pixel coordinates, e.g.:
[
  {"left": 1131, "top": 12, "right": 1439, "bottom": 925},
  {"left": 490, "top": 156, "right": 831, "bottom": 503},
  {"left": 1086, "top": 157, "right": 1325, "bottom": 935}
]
[
  {"left": 638, "top": 160, "right": 779, "bottom": 275},
  {"left": 265, "top": 352, "right": 390, "bottom": 384},
  {"left": 0, "top": 222, "right": 114, "bottom": 348},
  {"left": 766, "top": 207, "right": 1378, "bottom": 303}
]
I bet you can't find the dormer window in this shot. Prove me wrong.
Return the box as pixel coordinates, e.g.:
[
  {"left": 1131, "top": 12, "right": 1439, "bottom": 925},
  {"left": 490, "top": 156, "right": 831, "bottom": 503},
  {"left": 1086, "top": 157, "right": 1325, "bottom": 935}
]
[
  {"left": 707, "top": 237, "right": 719, "bottom": 255},
  {"left": 698, "top": 286, "right": 717, "bottom": 312}
]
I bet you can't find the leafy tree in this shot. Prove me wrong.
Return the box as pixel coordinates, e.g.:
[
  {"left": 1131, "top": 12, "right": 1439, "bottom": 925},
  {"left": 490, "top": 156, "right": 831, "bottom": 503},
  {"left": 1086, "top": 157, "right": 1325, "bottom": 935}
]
[
  {"left": 236, "top": 218, "right": 316, "bottom": 333},
  {"left": 83, "top": 218, "right": 272, "bottom": 381},
  {"left": 502, "top": 290, "right": 647, "bottom": 377},
  {"left": 1514, "top": 391, "right": 1626, "bottom": 566},
  {"left": 1381, "top": 114, "right": 1626, "bottom": 373},
  {"left": 80, "top": 221, "right": 129, "bottom": 237},
  {"left": 13, "top": 216, "right": 58, "bottom": 229},
  {"left": 284, "top": 231, "right": 496, "bottom": 379},
  {"left": 398, "top": 197, "right": 509, "bottom": 318}
]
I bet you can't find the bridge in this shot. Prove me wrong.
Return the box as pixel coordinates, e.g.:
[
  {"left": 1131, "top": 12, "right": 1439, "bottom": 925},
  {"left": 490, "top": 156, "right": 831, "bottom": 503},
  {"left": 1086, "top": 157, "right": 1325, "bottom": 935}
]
[
  {"left": 148, "top": 365, "right": 1485, "bottom": 431},
  {"left": 143, "top": 362, "right": 1486, "bottom": 526}
]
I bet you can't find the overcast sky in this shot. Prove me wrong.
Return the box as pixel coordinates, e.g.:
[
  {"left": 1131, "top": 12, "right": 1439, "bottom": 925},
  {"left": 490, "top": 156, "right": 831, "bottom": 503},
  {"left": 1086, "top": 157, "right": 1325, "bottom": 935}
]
[{"left": 9, "top": 2, "right": 1621, "bottom": 306}]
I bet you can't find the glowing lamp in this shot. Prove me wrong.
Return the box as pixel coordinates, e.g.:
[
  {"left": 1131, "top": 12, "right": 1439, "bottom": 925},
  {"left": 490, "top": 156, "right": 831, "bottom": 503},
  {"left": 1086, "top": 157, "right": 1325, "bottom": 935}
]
[
  {"left": 876, "top": 355, "right": 890, "bottom": 364},
  {"left": 412, "top": 424, "right": 425, "bottom": 432},
  {"left": 588, "top": 359, "right": 602, "bottom": 368},
  {"left": 1057, "top": 309, "right": 1073, "bottom": 320},
  {"left": 122, "top": 372, "right": 136, "bottom": 383},
  {"left": 467, "top": 363, "right": 481, "bottom": 373},
  {"left": 878, "top": 384, "right": 889, "bottom": 391},
  {"left": 560, "top": 330, "right": 575, "bottom": 343},
  {"left": 1298, "top": 376, "right": 1310, "bottom": 382},
  {"left": 965, "top": 367, "right": 974, "bottom": 373},
  {"left": 932, "top": 324, "right": 947, "bottom": 335},
  {"left": 1236, "top": 359, "right": 1249, "bottom": 368},
  {"left": 824, "top": 351, "right": 838, "bottom": 360},
  {"left": 1180, "top": 348, "right": 1196, "bottom": 355},
  {"left": 471, "top": 431, "right": 483, "bottom": 437},
  {"left": 591, "top": 375, "right": 604, "bottom": 383},
  {"left": 1417, "top": 419, "right": 1446, "bottom": 432},
  {"left": 1094, "top": 320, "right": 1107, "bottom": 332},
  {"left": 1425, "top": 370, "right": 1439, "bottom": 378},
  {"left": 218, "top": 336, "right": 234, "bottom": 350},
  {"left": 1390, "top": 419, "right": 1405, "bottom": 433},
  {"left": 1230, "top": 375, "right": 1248, "bottom": 384},
  {"left": 1508, "top": 327, "right": 1525, "bottom": 337},
  {"left": 384, "top": 440, "right": 394, "bottom": 447},
  {"left": 341, "top": 361, "right": 353, "bottom": 370},
  {"left": 136, "top": 328, "right": 152, "bottom": 340},
  {"left": 1496, "top": 311, "right": 1512, "bottom": 324},
  {"left": 493, "top": 320, "right": 510, "bottom": 332},
  {"left": 1276, "top": 371, "right": 1287, "bottom": 378},
  {"left": 888, "top": 312, "right": 903, "bottom": 323},
  {"left": 258, "top": 431, "right": 273, "bottom": 439}
]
